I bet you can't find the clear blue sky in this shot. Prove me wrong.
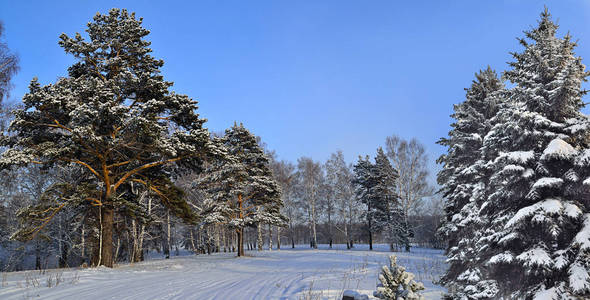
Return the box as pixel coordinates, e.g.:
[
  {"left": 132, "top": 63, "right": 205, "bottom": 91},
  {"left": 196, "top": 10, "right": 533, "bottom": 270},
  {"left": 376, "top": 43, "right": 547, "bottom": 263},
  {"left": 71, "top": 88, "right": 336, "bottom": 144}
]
[{"left": 1, "top": 1, "right": 590, "bottom": 176}]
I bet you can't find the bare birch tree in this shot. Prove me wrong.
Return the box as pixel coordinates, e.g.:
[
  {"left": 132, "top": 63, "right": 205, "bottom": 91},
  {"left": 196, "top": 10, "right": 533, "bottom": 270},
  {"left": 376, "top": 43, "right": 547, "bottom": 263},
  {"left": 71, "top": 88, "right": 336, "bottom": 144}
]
[
  {"left": 385, "top": 135, "right": 434, "bottom": 251},
  {"left": 296, "top": 157, "right": 322, "bottom": 249}
]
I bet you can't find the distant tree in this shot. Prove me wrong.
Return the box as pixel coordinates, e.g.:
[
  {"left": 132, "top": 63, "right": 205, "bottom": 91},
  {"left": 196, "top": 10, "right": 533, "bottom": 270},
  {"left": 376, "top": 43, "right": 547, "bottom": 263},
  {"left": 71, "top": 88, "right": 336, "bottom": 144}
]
[
  {"left": 198, "top": 123, "right": 284, "bottom": 257},
  {"left": 0, "top": 21, "right": 19, "bottom": 104},
  {"left": 325, "top": 150, "right": 357, "bottom": 249},
  {"left": 373, "top": 147, "right": 406, "bottom": 251},
  {"left": 353, "top": 155, "right": 388, "bottom": 251},
  {"left": 296, "top": 157, "right": 323, "bottom": 249},
  {"left": 385, "top": 135, "right": 433, "bottom": 252},
  {"left": 270, "top": 160, "right": 297, "bottom": 249},
  {"left": 0, "top": 9, "right": 217, "bottom": 267}
]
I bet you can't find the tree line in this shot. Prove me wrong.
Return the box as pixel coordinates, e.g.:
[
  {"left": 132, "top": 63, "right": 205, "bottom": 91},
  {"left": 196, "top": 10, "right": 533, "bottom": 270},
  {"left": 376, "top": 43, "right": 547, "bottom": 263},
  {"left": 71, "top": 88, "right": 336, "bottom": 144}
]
[{"left": 0, "top": 9, "right": 441, "bottom": 272}]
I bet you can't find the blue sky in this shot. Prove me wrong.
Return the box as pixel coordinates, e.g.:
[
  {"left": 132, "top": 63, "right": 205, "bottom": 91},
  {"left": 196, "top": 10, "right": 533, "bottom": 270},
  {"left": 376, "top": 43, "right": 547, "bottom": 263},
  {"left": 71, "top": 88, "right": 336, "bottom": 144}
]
[{"left": 1, "top": 1, "right": 590, "bottom": 177}]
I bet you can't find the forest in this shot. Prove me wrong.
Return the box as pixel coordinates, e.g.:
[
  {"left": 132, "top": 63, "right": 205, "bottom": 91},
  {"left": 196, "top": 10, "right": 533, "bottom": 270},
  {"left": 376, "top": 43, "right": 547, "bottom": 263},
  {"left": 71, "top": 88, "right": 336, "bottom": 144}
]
[{"left": 0, "top": 9, "right": 439, "bottom": 270}]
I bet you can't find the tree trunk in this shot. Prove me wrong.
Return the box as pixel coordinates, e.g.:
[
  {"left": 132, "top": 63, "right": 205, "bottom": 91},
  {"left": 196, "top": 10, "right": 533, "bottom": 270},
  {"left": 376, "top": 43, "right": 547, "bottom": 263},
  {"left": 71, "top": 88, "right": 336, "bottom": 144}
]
[
  {"left": 236, "top": 227, "right": 244, "bottom": 256},
  {"left": 165, "top": 209, "right": 171, "bottom": 259},
  {"left": 35, "top": 241, "right": 41, "bottom": 270},
  {"left": 216, "top": 225, "right": 221, "bottom": 253},
  {"left": 311, "top": 203, "right": 318, "bottom": 249},
  {"left": 257, "top": 221, "right": 263, "bottom": 251},
  {"left": 277, "top": 227, "right": 281, "bottom": 250},
  {"left": 268, "top": 224, "right": 273, "bottom": 251},
  {"left": 345, "top": 223, "right": 350, "bottom": 249},
  {"left": 100, "top": 205, "right": 115, "bottom": 267},
  {"left": 90, "top": 232, "right": 100, "bottom": 267},
  {"left": 368, "top": 202, "right": 373, "bottom": 251},
  {"left": 223, "top": 227, "right": 227, "bottom": 252},
  {"left": 190, "top": 229, "right": 196, "bottom": 253},
  {"left": 81, "top": 224, "right": 86, "bottom": 263},
  {"left": 114, "top": 237, "right": 120, "bottom": 264},
  {"left": 328, "top": 210, "right": 332, "bottom": 249}
]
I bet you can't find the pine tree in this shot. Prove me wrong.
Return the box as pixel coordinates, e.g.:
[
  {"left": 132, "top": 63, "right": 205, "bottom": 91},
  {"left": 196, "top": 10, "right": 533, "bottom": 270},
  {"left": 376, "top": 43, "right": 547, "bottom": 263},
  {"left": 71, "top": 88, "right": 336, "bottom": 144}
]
[
  {"left": 437, "top": 67, "right": 504, "bottom": 299},
  {"left": 0, "top": 9, "right": 218, "bottom": 267},
  {"left": 477, "top": 9, "right": 590, "bottom": 298},
  {"left": 373, "top": 255, "right": 425, "bottom": 300},
  {"left": 353, "top": 155, "right": 388, "bottom": 250},
  {"left": 198, "top": 123, "right": 284, "bottom": 256},
  {"left": 373, "top": 147, "right": 405, "bottom": 251}
]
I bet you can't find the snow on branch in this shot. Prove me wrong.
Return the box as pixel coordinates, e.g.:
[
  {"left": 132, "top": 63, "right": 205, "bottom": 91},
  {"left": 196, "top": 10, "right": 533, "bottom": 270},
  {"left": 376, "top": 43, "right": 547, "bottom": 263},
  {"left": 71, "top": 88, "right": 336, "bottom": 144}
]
[
  {"left": 541, "top": 138, "right": 576, "bottom": 160},
  {"left": 574, "top": 214, "right": 590, "bottom": 250},
  {"left": 505, "top": 199, "right": 581, "bottom": 229},
  {"left": 497, "top": 151, "right": 534, "bottom": 164}
]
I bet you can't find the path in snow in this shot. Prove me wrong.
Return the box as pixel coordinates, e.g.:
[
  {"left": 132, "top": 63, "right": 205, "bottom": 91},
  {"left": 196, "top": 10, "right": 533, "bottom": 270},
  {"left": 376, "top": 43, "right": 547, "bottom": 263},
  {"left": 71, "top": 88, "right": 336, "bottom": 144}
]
[{"left": 0, "top": 244, "right": 446, "bottom": 300}]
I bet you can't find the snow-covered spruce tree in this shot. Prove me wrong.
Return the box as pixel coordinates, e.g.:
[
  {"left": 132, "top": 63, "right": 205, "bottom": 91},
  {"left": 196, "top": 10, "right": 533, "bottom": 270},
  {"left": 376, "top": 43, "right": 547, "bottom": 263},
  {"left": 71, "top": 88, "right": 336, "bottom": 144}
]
[
  {"left": 373, "top": 147, "right": 405, "bottom": 251},
  {"left": 353, "top": 155, "right": 388, "bottom": 250},
  {"left": 437, "top": 67, "right": 505, "bottom": 299},
  {"left": 198, "top": 123, "right": 284, "bottom": 256},
  {"left": 478, "top": 9, "right": 590, "bottom": 298},
  {"left": 374, "top": 255, "right": 425, "bottom": 300},
  {"left": 0, "top": 9, "right": 218, "bottom": 267}
]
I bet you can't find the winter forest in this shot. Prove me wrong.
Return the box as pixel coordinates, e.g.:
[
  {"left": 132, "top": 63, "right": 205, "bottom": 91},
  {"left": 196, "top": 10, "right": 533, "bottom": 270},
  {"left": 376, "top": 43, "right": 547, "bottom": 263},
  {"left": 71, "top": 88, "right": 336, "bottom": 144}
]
[{"left": 0, "top": 4, "right": 589, "bottom": 300}]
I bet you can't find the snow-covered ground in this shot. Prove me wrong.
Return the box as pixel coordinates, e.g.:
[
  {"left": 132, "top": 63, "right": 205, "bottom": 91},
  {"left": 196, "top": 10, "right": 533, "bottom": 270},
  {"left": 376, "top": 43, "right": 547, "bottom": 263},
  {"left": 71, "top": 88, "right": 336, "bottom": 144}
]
[{"left": 0, "top": 244, "right": 446, "bottom": 300}]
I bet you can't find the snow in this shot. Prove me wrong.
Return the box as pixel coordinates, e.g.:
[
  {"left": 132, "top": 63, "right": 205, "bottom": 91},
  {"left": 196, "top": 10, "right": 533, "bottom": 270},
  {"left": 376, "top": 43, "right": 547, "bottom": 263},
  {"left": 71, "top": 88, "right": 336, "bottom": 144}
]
[
  {"left": 0, "top": 244, "right": 446, "bottom": 300},
  {"left": 541, "top": 138, "right": 576, "bottom": 160},
  {"left": 569, "top": 262, "right": 590, "bottom": 293},
  {"left": 505, "top": 199, "right": 568, "bottom": 228},
  {"left": 563, "top": 203, "right": 582, "bottom": 218},
  {"left": 516, "top": 247, "right": 552, "bottom": 268},
  {"left": 522, "top": 168, "right": 534, "bottom": 178},
  {"left": 533, "top": 285, "right": 559, "bottom": 300},
  {"left": 501, "top": 164, "right": 525, "bottom": 173},
  {"left": 531, "top": 177, "right": 563, "bottom": 189},
  {"left": 576, "top": 149, "right": 590, "bottom": 166},
  {"left": 497, "top": 151, "right": 534, "bottom": 164},
  {"left": 575, "top": 214, "right": 590, "bottom": 250},
  {"left": 487, "top": 252, "right": 514, "bottom": 265},
  {"left": 553, "top": 250, "right": 569, "bottom": 270},
  {"left": 457, "top": 269, "right": 480, "bottom": 282}
]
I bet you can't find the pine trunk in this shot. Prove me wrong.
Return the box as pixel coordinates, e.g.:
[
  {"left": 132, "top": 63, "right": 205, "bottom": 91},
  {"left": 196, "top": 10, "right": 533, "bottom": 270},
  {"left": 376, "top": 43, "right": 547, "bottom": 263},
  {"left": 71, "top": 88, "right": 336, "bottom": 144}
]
[
  {"left": 236, "top": 228, "right": 242, "bottom": 256},
  {"left": 368, "top": 202, "right": 373, "bottom": 251},
  {"left": 268, "top": 224, "right": 273, "bottom": 251},
  {"left": 257, "top": 221, "right": 263, "bottom": 251},
  {"left": 276, "top": 227, "right": 281, "bottom": 250},
  {"left": 100, "top": 205, "right": 115, "bottom": 267}
]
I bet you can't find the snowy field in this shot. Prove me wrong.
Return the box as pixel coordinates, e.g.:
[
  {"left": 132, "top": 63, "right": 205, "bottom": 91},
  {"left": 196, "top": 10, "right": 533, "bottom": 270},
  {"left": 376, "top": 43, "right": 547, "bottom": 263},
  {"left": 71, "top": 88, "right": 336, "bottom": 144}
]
[{"left": 0, "top": 244, "right": 446, "bottom": 300}]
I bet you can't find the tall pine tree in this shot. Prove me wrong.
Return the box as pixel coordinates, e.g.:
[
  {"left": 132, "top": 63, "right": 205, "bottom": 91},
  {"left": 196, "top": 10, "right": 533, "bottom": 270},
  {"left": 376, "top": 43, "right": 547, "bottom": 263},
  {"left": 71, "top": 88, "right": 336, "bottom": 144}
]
[
  {"left": 0, "top": 9, "right": 218, "bottom": 267},
  {"left": 477, "top": 9, "right": 590, "bottom": 298},
  {"left": 353, "top": 154, "right": 389, "bottom": 250},
  {"left": 437, "top": 67, "right": 505, "bottom": 299},
  {"left": 198, "top": 123, "right": 284, "bottom": 256}
]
